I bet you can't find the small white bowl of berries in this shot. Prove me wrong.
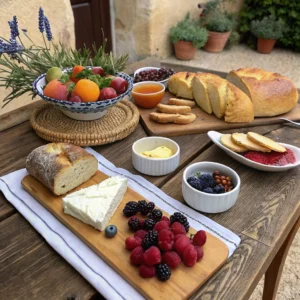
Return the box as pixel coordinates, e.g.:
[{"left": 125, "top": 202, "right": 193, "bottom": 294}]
[
  {"left": 134, "top": 67, "right": 176, "bottom": 88},
  {"left": 182, "top": 162, "right": 241, "bottom": 213}
]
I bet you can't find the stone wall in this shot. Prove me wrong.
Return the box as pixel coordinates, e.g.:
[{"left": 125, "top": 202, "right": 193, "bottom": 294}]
[
  {"left": 0, "top": 0, "right": 75, "bottom": 115},
  {"left": 112, "top": 0, "right": 244, "bottom": 62}
]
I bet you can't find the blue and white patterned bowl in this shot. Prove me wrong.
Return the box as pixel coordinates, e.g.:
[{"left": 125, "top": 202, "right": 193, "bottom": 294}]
[{"left": 32, "top": 67, "right": 133, "bottom": 121}]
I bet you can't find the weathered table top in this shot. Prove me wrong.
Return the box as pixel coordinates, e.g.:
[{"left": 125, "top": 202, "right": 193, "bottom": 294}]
[{"left": 0, "top": 61, "right": 300, "bottom": 300}]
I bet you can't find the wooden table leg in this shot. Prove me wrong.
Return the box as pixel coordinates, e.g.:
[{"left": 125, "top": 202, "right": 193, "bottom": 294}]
[{"left": 262, "top": 216, "right": 300, "bottom": 300}]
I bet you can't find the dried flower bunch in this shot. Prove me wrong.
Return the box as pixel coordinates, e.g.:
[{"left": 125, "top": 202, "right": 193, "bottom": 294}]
[{"left": 0, "top": 7, "right": 128, "bottom": 107}]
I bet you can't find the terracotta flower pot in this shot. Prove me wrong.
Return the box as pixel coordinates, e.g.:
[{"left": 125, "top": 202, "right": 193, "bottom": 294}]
[
  {"left": 257, "top": 38, "right": 276, "bottom": 54},
  {"left": 174, "top": 41, "right": 197, "bottom": 60},
  {"left": 204, "top": 31, "right": 231, "bottom": 53}
]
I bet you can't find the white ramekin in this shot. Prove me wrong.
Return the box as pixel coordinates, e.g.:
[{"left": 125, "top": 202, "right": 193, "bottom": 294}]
[
  {"left": 134, "top": 67, "right": 169, "bottom": 88},
  {"left": 182, "top": 162, "right": 241, "bottom": 213},
  {"left": 132, "top": 137, "right": 180, "bottom": 176}
]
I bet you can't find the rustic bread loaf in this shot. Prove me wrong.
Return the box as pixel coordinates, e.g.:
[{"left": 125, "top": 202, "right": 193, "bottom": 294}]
[
  {"left": 224, "top": 82, "right": 254, "bottom": 123},
  {"left": 168, "top": 72, "right": 195, "bottom": 99},
  {"left": 192, "top": 73, "right": 222, "bottom": 114},
  {"left": 226, "top": 68, "right": 298, "bottom": 117},
  {"left": 26, "top": 143, "right": 98, "bottom": 195}
]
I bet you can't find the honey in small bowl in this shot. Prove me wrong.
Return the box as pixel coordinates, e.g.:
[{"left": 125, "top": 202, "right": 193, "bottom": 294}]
[{"left": 131, "top": 81, "right": 165, "bottom": 108}]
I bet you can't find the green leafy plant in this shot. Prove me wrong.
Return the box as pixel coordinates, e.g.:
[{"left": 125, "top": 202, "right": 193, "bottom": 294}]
[
  {"left": 250, "top": 15, "right": 286, "bottom": 40},
  {"left": 225, "top": 31, "right": 240, "bottom": 49},
  {"left": 169, "top": 13, "right": 208, "bottom": 49},
  {"left": 200, "top": 0, "right": 236, "bottom": 33},
  {"left": 239, "top": 0, "right": 300, "bottom": 52}
]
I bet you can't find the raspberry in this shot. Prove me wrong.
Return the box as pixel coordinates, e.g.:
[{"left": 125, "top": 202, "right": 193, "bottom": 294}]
[
  {"left": 130, "top": 246, "right": 144, "bottom": 265},
  {"left": 143, "top": 246, "right": 162, "bottom": 266},
  {"left": 174, "top": 235, "right": 191, "bottom": 256},
  {"left": 143, "top": 219, "right": 155, "bottom": 230},
  {"left": 183, "top": 244, "right": 197, "bottom": 267},
  {"left": 193, "top": 230, "right": 207, "bottom": 246},
  {"left": 139, "top": 265, "right": 156, "bottom": 278},
  {"left": 161, "top": 216, "right": 170, "bottom": 222},
  {"left": 174, "top": 234, "right": 186, "bottom": 241},
  {"left": 154, "top": 221, "right": 170, "bottom": 232},
  {"left": 128, "top": 216, "right": 140, "bottom": 231},
  {"left": 171, "top": 222, "right": 186, "bottom": 235},
  {"left": 139, "top": 219, "right": 145, "bottom": 229},
  {"left": 162, "top": 251, "right": 181, "bottom": 269},
  {"left": 195, "top": 246, "right": 204, "bottom": 261},
  {"left": 148, "top": 209, "right": 163, "bottom": 222},
  {"left": 170, "top": 212, "right": 189, "bottom": 232},
  {"left": 158, "top": 229, "right": 174, "bottom": 251},
  {"left": 134, "top": 230, "right": 148, "bottom": 240},
  {"left": 125, "top": 236, "right": 142, "bottom": 250}
]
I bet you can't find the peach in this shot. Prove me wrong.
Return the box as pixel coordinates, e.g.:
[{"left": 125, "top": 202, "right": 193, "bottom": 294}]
[{"left": 44, "top": 80, "right": 69, "bottom": 101}]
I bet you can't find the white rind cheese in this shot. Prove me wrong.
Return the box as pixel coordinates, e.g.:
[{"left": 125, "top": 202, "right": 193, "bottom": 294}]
[{"left": 62, "top": 176, "right": 128, "bottom": 231}]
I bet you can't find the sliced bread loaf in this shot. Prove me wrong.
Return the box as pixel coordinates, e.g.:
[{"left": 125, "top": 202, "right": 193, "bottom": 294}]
[{"left": 168, "top": 72, "right": 195, "bottom": 99}]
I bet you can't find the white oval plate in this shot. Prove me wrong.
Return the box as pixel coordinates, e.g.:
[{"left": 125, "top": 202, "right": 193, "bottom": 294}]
[{"left": 207, "top": 131, "right": 300, "bottom": 172}]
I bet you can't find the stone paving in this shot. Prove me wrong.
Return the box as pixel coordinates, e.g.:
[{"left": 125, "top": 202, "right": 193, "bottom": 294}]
[{"left": 162, "top": 45, "right": 300, "bottom": 300}]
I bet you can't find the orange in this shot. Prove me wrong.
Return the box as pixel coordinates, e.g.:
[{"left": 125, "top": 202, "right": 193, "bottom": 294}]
[
  {"left": 73, "top": 79, "right": 100, "bottom": 102},
  {"left": 71, "top": 65, "right": 84, "bottom": 83}
]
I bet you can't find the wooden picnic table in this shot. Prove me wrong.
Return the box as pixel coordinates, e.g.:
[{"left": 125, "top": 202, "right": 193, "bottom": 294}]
[{"left": 0, "top": 60, "right": 299, "bottom": 300}]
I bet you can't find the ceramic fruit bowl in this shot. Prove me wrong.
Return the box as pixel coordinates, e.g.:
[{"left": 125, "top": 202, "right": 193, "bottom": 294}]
[
  {"left": 33, "top": 67, "right": 133, "bottom": 121},
  {"left": 182, "top": 162, "right": 241, "bottom": 213}
]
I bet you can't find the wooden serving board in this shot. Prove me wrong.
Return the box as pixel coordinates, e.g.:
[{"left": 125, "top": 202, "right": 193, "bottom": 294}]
[
  {"left": 139, "top": 91, "right": 300, "bottom": 137},
  {"left": 22, "top": 171, "right": 229, "bottom": 300}
]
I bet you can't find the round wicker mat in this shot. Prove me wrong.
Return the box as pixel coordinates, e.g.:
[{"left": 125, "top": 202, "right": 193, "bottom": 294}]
[{"left": 30, "top": 100, "right": 140, "bottom": 146}]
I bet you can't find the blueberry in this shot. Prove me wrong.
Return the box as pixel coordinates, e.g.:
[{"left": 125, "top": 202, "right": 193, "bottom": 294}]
[
  {"left": 199, "top": 174, "right": 216, "bottom": 189},
  {"left": 203, "top": 187, "right": 214, "bottom": 194},
  {"left": 213, "top": 185, "right": 225, "bottom": 194},
  {"left": 187, "top": 176, "right": 204, "bottom": 191},
  {"left": 105, "top": 225, "right": 118, "bottom": 238}
]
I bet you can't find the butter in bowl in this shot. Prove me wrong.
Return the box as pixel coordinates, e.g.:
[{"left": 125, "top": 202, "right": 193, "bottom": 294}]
[{"left": 132, "top": 137, "right": 180, "bottom": 176}]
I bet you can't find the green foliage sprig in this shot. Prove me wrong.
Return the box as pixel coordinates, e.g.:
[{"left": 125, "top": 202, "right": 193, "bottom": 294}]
[
  {"left": 169, "top": 13, "right": 208, "bottom": 49},
  {"left": 239, "top": 0, "right": 300, "bottom": 51},
  {"left": 250, "top": 15, "right": 286, "bottom": 40}
]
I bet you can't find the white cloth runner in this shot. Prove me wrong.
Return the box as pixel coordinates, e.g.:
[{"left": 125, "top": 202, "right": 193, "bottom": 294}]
[{"left": 0, "top": 147, "right": 240, "bottom": 300}]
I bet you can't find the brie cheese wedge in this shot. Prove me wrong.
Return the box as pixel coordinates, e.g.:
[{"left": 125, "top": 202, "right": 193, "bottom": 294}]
[{"left": 62, "top": 176, "right": 128, "bottom": 231}]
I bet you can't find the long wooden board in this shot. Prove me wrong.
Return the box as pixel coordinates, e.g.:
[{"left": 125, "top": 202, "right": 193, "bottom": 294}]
[
  {"left": 21, "top": 171, "right": 228, "bottom": 300},
  {"left": 139, "top": 91, "right": 300, "bottom": 137}
]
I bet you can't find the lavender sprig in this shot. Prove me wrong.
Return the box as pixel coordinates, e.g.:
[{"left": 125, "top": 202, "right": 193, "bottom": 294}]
[
  {"left": 13, "top": 16, "right": 20, "bottom": 37},
  {"left": 38, "top": 7, "right": 45, "bottom": 33},
  {"left": 44, "top": 16, "right": 52, "bottom": 41},
  {"left": 8, "top": 16, "right": 19, "bottom": 42}
]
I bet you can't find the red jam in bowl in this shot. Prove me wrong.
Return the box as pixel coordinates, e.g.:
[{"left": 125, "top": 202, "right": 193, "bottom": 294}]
[{"left": 244, "top": 149, "right": 296, "bottom": 166}]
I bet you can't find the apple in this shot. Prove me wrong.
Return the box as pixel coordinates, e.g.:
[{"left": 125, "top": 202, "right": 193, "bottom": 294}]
[
  {"left": 69, "top": 93, "right": 82, "bottom": 103},
  {"left": 99, "top": 87, "right": 117, "bottom": 101},
  {"left": 92, "top": 67, "right": 105, "bottom": 76},
  {"left": 110, "top": 77, "right": 128, "bottom": 94}
]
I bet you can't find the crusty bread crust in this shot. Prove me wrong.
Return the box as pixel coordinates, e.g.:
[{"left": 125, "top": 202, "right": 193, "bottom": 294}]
[
  {"left": 26, "top": 143, "right": 98, "bottom": 195},
  {"left": 227, "top": 68, "right": 298, "bottom": 117},
  {"left": 157, "top": 103, "right": 191, "bottom": 114}
]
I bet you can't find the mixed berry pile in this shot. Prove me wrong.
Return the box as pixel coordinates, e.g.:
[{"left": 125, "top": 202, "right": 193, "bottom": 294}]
[
  {"left": 123, "top": 200, "right": 206, "bottom": 281},
  {"left": 187, "top": 170, "right": 234, "bottom": 194},
  {"left": 134, "top": 68, "right": 176, "bottom": 83}
]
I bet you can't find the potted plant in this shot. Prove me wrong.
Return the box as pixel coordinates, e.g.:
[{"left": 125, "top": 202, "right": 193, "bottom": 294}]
[
  {"left": 250, "top": 15, "right": 286, "bottom": 54},
  {"left": 170, "top": 14, "right": 208, "bottom": 60},
  {"left": 199, "top": 1, "right": 236, "bottom": 53}
]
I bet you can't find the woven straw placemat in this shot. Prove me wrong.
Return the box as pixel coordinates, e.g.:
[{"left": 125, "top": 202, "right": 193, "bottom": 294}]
[{"left": 30, "top": 99, "right": 140, "bottom": 146}]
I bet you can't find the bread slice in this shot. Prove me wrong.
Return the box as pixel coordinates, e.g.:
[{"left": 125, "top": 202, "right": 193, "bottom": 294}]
[
  {"left": 224, "top": 82, "right": 254, "bottom": 123},
  {"left": 220, "top": 134, "right": 248, "bottom": 152},
  {"left": 26, "top": 143, "right": 98, "bottom": 195},
  {"left": 168, "top": 72, "right": 195, "bottom": 99},
  {"left": 206, "top": 77, "right": 228, "bottom": 119},
  {"left": 149, "top": 112, "right": 196, "bottom": 124},
  {"left": 232, "top": 133, "right": 271, "bottom": 152},
  {"left": 167, "top": 98, "right": 195, "bottom": 107},
  {"left": 192, "top": 73, "right": 222, "bottom": 114},
  {"left": 157, "top": 103, "right": 191, "bottom": 114},
  {"left": 247, "top": 132, "right": 286, "bottom": 152}
]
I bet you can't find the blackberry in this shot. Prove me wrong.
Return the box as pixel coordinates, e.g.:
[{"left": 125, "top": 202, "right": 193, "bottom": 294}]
[
  {"left": 123, "top": 201, "right": 139, "bottom": 217},
  {"left": 138, "top": 200, "right": 155, "bottom": 215},
  {"left": 143, "top": 218, "right": 156, "bottom": 230},
  {"left": 170, "top": 212, "right": 190, "bottom": 233},
  {"left": 148, "top": 209, "right": 162, "bottom": 222},
  {"left": 142, "top": 230, "right": 158, "bottom": 250},
  {"left": 199, "top": 174, "right": 216, "bottom": 189},
  {"left": 128, "top": 217, "right": 140, "bottom": 231},
  {"left": 156, "top": 264, "right": 171, "bottom": 281}
]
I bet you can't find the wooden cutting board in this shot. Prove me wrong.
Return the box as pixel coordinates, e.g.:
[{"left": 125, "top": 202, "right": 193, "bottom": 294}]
[
  {"left": 22, "top": 171, "right": 229, "bottom": 300},
  {"left": 139, "top": 91, "right": 300, "bottom": 137}
]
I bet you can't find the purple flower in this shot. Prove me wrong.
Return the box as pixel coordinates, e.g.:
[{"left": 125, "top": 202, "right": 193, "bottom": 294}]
[
  {"left": 39, "top": 7, "right": 45, "bottom": 33},
  {"left": 44, "top": 16, "right": 52, "bottom": 41},
  {"left": 13, "top": 16, "right": 19, "bottom": 37},
  {"left": 8, "top": 17, "right": 19, "bottom": 42}
]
